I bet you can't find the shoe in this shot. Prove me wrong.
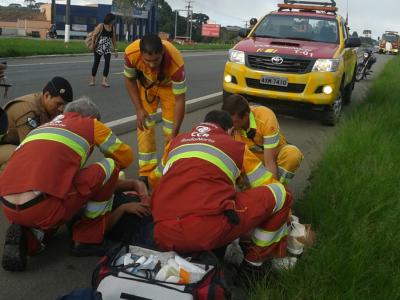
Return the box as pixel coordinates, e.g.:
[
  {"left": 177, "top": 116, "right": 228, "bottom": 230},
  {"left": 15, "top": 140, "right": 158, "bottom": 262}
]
[
  {"left": 271, "top": 256, "right": 297, "bottom": 271},
  {"left": 239, "top": 259, "right": 272, "bottom": 281},
  {"left": 70, "top": 239, "right": 115, "bottom": 257},
  {"left": 2, "top": 224, "right": 27, "bottom": 271},
  {"left": 101, "top": 82, "right": 110, "bottom": 88},
  {"left": 89, "top": 82, "right": 95, "bottom": 86}
]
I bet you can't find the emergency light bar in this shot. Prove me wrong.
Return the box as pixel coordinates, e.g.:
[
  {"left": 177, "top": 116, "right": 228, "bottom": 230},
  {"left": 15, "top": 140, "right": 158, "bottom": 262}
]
[{"left": 279, "top": 0, "right": 337, "bottom": 14}]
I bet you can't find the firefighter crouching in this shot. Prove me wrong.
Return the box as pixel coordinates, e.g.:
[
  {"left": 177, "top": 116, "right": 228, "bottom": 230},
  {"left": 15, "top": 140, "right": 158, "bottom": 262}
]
[
  {"left": 150, "top": 110, "right": 292, "bottom": 270},
  {"left": 0, "top": 76, "right": 73, "bottom": 171},
  {"left": 222, "top": 94, "right": 303, "bottom": 184},
  {"left": 0, "top": 97, "right": 149, "bottom": 272}
]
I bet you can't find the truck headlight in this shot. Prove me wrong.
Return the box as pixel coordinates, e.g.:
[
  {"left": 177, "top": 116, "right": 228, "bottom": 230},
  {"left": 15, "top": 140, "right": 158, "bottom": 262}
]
[
  {"left": 312, "top": 59, "right": 340, "bottom": 72},
  {"left": 229, "top": 49, "right": 245, "bottom": 65}
]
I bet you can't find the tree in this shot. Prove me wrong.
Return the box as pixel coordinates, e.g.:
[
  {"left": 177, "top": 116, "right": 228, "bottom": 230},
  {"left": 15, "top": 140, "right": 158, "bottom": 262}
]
[
  {"left": 352, "top": 31, "right": 358, "bottom": 37},
  {"left": 24, "top": 0, "right": 36, "bottom": 8}
]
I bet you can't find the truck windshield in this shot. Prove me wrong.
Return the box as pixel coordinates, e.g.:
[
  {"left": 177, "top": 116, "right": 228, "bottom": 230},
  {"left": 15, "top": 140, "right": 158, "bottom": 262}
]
[
  {"left": 382, "top": 34, "right": 398, "bottom": 42},
  {"left": 253, "top": 14, "right": 339, "bottom": 44}
]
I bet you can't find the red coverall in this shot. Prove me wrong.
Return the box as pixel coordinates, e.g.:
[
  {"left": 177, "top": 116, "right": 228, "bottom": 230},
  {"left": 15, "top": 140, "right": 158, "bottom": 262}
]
[
  {"left": 151, "top": 122, "right": 292, "bottom": 264},
  {"left": 0, "top": 112, "right": 133, "bottom": 252}
]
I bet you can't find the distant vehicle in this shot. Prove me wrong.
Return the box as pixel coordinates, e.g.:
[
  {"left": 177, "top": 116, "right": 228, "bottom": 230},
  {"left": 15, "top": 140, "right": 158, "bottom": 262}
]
[
  {"left": 355, "top": 48, "right": 376, "bottom": 81},
  {"left": 378, "top": 31, "right": 399, "bottom": 54},
  {"left": 223, "top": 0, "right": 361, "bottom": 125},
  {"left": 46, "top": 24, "right": 57, "bottom": 39}
]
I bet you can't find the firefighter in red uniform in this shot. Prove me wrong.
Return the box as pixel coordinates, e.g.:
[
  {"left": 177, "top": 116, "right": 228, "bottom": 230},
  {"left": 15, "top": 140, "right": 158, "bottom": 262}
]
[
  {"left": 150, "top": 110, "right": 292, "bottom": 269},
  {"left": 0, "top": 97, "right": 150, "bottom": 272}
]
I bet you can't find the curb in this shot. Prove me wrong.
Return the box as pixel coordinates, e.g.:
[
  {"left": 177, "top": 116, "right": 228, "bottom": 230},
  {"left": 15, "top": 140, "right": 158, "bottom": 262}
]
[
  {"left": 4, "top": 49, "right": 228, "bottom": 60},
  {"left": 105, "top": 92, "right": 223, "bottom": 136}
]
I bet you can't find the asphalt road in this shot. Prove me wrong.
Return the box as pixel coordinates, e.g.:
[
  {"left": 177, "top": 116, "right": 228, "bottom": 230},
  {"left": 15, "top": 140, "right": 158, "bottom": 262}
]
[
  {"left": 0, "top": 53, "right": 393, "bottom": 299},
  {"left": 2, "top": 51, "right": 229, "bottom": 122}
]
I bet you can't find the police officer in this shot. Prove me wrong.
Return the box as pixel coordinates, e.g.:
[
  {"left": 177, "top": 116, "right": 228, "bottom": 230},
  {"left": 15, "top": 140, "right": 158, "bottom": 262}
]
[{"left": 0, "top": 76, "right": 73, "bottom": 170}]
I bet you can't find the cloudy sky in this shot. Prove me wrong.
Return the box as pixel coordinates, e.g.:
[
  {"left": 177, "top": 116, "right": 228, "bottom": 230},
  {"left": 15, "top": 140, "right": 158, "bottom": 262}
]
[{"left": 5, "top": 0, "right": 399, "bottom": 39}]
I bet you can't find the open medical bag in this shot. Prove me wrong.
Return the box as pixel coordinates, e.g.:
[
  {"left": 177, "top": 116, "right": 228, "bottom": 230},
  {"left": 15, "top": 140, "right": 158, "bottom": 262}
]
[{"left": 92, "top": 244, "right": 229, "bottom": 300}]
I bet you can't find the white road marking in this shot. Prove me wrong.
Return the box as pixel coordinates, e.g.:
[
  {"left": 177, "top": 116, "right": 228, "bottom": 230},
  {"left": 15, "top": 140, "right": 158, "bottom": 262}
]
[
  {"left": 7, "top": 52, "right": 228, "bottom": 67},
  {"left": 105, "top": 91, "right": 222, "bottom": 128}
]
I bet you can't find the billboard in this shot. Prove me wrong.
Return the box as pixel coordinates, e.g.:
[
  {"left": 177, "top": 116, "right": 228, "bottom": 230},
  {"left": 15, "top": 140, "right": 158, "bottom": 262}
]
[{"left": 201, "top": 24, "right": 221, "bottom": 37}]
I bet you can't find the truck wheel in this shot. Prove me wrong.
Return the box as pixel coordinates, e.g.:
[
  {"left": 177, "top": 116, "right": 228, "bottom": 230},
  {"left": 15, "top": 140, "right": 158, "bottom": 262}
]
[
  {"left": 321, "top": 89, "right": 342, "bottom": 126},
  {"left": 343, "top": 70, "right": 356, "bottom": 105}
]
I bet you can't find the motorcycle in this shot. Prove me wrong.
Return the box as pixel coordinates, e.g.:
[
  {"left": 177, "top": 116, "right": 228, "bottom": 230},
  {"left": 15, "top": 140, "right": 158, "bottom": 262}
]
[
  {"left": 46, "top": 24, "right": 57, "bottom": 39},
  {"left": 355, "top": 49, "right": 377, "bottom": 81},
  {"left": 0, "top": 61, "right": 11, "bottom": 98}
]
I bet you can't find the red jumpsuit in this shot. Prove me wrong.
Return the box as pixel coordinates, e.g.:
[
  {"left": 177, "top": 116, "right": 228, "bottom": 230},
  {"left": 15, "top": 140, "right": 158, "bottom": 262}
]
[
  {"left": 0, "top": 112, "right": 133, "bottom": 249},
  {"left": 151, "top": 122, "right": 292, "bottom": 264}
]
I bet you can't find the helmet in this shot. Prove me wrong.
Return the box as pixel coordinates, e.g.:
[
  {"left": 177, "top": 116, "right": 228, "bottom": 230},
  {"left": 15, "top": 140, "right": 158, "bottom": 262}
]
[{"left": 250, "top": 18, "right": 258, "bottom": 26}]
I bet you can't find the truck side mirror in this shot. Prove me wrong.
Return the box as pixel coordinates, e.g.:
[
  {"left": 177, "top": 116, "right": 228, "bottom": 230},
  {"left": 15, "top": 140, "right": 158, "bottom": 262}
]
[
  {"left": 239, "top": 28, "right": 251, "bottom": 38},
  {"left": 345, "top": 37, "right": 361, "bottom": 48}
]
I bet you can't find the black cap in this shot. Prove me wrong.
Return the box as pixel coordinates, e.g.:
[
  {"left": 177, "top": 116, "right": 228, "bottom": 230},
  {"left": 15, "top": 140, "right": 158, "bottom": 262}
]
[
  {"left": 47, "top": 76, "right": 73, "bottom": 103},
  {"left": 0, "top": 107, "right": 8, "bottom": 138}
]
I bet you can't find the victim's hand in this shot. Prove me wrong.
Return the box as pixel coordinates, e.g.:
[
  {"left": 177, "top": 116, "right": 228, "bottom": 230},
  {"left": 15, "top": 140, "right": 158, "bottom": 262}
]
[{"left": 122, "top": 202, "right": 151, "bottom": 218}]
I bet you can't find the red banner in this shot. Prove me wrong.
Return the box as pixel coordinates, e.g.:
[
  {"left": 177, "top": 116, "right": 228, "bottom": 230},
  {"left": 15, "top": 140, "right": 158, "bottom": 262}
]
[{"left": 201, "top": 24, "right": 221, "bottom": 37}]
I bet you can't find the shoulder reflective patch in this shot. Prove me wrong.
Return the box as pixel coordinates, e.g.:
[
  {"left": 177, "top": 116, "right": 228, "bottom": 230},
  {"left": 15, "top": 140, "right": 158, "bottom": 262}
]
[{"left": 27, "top": 117, "right": 38, "bottom": 129}]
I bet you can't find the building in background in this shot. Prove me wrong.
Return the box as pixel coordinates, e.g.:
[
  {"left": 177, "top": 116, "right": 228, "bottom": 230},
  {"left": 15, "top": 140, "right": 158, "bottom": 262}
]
[{"left": 39, "top": 0, "right": 158, "bottom": 40}]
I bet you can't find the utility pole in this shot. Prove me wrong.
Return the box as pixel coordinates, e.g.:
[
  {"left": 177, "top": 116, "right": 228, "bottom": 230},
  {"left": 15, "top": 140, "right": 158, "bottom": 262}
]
[
  {"left": 185, "top": 0, "right": 194, "bottom": 41},
  {"left": 51, "top": 0, "right": 56, "bottom": 25},
  {"left": 65, "top": 0, "right": 70, "bottom": 43}
]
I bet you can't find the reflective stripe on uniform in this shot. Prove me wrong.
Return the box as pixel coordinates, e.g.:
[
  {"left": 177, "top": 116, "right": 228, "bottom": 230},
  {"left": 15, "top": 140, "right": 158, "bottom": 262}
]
[
  {"left": 263, "top": 133, "right": 279, "bottom": 149},
  {"left": 154, "top": 163, "right": 164, "bottom": 177},
  {"left": 138, "top": 152, "right": 157, "bottom": 167},
  {"left": 21, "top": 127, "right": 90, "bottom": 166},
  {"left": 172, "top": 80, "right": 187, "bottom": 95},
  {"left": 267, "top": 183, "right": 286, "bottom": 213},
  {"left": 166, "top": 143, "right": 240, "bottom": 184},
  {"left": 252, "top": 224, "right": 288, "bottom": 247},
  {"left": 246, "top": 162, "right": 273, "bottom": 187},
  {"left": 123, "top": 65, "right": 137, "bottom": 78},
  {"left": 99, "top": 132, "right": 123, "bottom": 154},
  {"left": 278, "top": 166, "right": 295, "bottom": 184},
  {"left": 162, "top": 118, "right": 173, "bottom": 135},
  {"left": 95, "top": 158, "right": 116, "bottom": 184},
  {"left": 84, "top": 198, "right": 113, "bottom": 219}
]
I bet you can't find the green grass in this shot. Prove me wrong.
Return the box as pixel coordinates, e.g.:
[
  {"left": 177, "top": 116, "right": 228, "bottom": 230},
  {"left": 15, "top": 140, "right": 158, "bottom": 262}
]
[
  {"left": 0, "top": 37, "right": 231, "bottom": 57},
  {"left": 248, "top": 56, "right": 400, "bottom": 299}
]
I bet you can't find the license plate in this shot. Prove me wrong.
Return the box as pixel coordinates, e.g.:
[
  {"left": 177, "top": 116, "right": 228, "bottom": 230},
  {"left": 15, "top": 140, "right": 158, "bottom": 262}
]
[{"left": 260, "top": 75, "right": 288, "bottom": 87}]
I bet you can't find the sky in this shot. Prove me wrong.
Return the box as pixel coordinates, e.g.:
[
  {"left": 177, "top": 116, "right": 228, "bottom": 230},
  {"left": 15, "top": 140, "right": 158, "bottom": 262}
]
[{"left": 3, "top": 0, "right": 399, "bottom": 39}]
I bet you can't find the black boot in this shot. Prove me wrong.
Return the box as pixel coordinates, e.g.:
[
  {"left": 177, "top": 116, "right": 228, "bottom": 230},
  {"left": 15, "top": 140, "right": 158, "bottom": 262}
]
[{"left": 2, "top": 224, "right": 27, "bottom": 272}]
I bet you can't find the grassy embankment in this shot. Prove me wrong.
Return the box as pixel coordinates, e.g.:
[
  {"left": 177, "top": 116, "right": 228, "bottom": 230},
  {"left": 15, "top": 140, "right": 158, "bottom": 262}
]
[
  {"left": 249, "top": 56, "right": 400, "bottom": 299},
  {"left": 0, "top": 38, "right": 232, "bottom": 57}
]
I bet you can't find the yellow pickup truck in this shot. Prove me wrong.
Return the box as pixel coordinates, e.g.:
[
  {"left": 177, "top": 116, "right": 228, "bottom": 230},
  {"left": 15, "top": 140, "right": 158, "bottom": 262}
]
[{"left": 223, "top": 0, "right": 361, "bottom": 125}]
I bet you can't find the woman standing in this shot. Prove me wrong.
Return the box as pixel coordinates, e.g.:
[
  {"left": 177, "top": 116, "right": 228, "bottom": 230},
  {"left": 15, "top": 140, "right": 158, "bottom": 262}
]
[{"left": 90, "top": 13, "right": 118, "bottom": 88}]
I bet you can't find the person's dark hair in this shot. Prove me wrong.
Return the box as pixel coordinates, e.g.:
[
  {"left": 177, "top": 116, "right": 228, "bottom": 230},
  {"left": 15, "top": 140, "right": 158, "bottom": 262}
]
[
  {"left": 104, "top": 13, "right": 116, "bottom": 25},
  {"left": 221, "top": 94, "right": 250, "bottom": 118},
  {"left": 204, "top": 110, "right": 233, "bottom": 131},
  {"left": 140, "top": 34, "right": 163, "bottom": 54},
  {"left": 43, "top": 76, "right": 73, "bottom": 103}
]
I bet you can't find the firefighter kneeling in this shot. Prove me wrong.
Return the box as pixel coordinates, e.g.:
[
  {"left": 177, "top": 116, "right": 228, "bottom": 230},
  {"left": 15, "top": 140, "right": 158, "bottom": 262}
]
[
  {"left": 150, "top": 110, "right": 292, "bottom": 271},
  {"left": 0, "top": 97, "right": 149, "bottom": 272}
]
